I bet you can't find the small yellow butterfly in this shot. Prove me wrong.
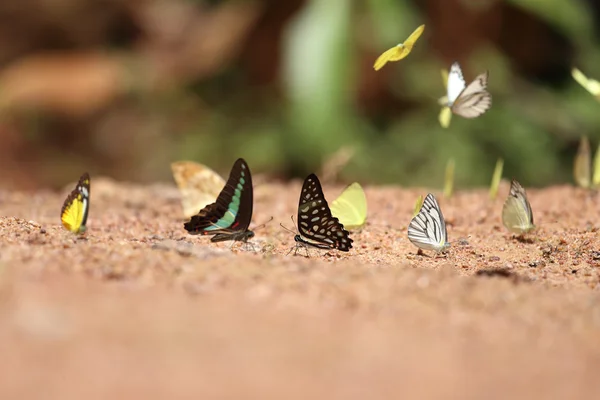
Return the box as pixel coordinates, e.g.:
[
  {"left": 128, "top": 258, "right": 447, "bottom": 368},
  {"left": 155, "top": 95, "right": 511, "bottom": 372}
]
[
  {"left": 489, "top": 158, "right": 504, "bottom": 200},
  {"left": 330, "top": 182, "right": 367, "bottom": 231},
  {"left": 61, "top": 172, "right": 90, "bottom": 234},
  {"left": 571, "top": 67, "right": 600, "bottom": 99},
  {"left": 438, "top": 68, "right": 452, "bottom": 128},
  {"left": 373, "top": 24, "right": 425, "bottom": 71},
  {"left": 171, "top": 161, "right": 226, "bottom": 219},
  {"left": 412, "top": 194, "right": 424, "bottom": 217}
]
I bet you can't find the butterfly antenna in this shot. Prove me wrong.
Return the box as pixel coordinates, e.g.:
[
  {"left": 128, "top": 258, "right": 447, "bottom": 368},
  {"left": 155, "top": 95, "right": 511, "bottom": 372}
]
[
  {"left": 253, "top": 216, "right": 274, "bottom": 232},
  {"left": 279, "top": 215, "right": 298, "bottom": 235}
]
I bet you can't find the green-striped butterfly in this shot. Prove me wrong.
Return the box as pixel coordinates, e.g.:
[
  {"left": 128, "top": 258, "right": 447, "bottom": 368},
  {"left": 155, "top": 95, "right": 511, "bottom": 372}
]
[{"left": 184, "top": 158, "right": 254, "bottom": 243}]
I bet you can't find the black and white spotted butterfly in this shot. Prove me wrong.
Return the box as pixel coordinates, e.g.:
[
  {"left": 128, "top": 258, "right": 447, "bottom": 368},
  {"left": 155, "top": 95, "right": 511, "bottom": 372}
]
[
  {"left": 293, "top": 173, "right": 353, "bottom": 252},
  {"left": 407, "top": 193, "right": 450, "bottom": 253}
]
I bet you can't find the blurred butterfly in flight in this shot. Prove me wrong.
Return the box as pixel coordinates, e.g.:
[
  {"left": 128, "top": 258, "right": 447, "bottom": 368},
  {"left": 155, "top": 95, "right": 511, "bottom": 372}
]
[
  {"left": 373, "top": 24, "right": 425, "bottom": 71},
  {"left": 439, "top": 62, "right": 492, "bottom": 128}
]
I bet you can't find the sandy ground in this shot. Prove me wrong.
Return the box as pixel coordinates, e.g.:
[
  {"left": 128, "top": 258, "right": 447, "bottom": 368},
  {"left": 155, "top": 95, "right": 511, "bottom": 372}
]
[{"left": 1, "top": 176, "right": 600, "bottom": 399}]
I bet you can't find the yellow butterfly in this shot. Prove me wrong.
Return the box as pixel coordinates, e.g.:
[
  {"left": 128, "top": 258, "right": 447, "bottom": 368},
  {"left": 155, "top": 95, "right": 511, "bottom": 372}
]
[
  {"left": 171, "top": 161, "right": 226, "bottom": 219},
  {"left": 373, "top": 24, "right": 425, "bottom": 71},
  {"left": 330, "top": 182, "right": 367, "bottom": 230},
  {"left": 61, "top": 172, "right": 90, "bottom": 234},
  {"left": 571, "top": 67, "right": 600, "bottom": 99},
  {"left": 438, "top": 68, "right": 452, "bottom": 128}
]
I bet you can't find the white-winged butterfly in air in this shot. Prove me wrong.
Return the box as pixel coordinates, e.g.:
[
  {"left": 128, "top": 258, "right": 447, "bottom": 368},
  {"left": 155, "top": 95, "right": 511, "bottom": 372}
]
[
  {"left": 446, "top": 61, "right": 492, "bottom": 120},
  {"left": 293, "top": 173, "right": 353, "bottom": 253},
  {"left": 184, "top": 158, "right": 255, "bottom": 244},
  {"left": 407, "top": 193, "right": 450, "bottom": 254}
]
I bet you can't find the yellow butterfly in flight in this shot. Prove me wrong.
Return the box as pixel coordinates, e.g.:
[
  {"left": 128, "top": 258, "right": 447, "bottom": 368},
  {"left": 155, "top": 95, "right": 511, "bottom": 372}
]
[
  {"left": 171, "top": 161, "right": 226, "bottom": 219},
  {"left": 373, "top": 24, "right": 425, "bottom": 71},
  {"left": 571, "top": 67, "right": 600, "bottom": 100},
  {"left": 61, "top": 172, "right": 90, "bottom": 234}
]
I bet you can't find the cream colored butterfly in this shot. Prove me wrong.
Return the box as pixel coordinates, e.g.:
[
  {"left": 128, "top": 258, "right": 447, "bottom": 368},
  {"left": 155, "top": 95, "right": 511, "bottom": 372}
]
[
  {"left": 330, "top": 182, "right": 367, "bottom": 230},
  {"left": 571, "top": 67, "right": 600, "bottom": 100},
  {"left": 573, "top": 136, "right": 600, "bottom": 189},
  {"left": 170, "top": 161, "right": 226, "bottom": 219},
  {"left": 501, "top": 179, "right": 534, "bottom": 234},
  {"left": 441, "top": 62, "right": 491, "bottom": 126},
  {"left": 373, "top": 24, "right": 425, "bottom": 71}
]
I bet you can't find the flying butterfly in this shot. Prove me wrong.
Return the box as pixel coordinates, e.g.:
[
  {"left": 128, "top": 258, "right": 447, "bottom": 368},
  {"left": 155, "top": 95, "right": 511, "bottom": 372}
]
[
  {"left": 445, "top": 61, "right": 491, "bottom": 121},
  {"left": 438, "top": 67, "right": 453, "bottom": 128},
  {"left": 501, "top": 179, "right": 535, "bottom": 235},
  {"left": 61, "top": 172, "right": 90, "bottom": 234},
  {"left": 373, "top": 24, "right": 425, "bottom": 71},
  {"left": 294, "top": 174, "right": 353, "bottom": 252},
  {"left": 171, "top": 160, "right": 226, "bottom": 219},
  {"left": 330, "top": 182, "right": 367, "bottom": 231},
  {"left": 407, "top": 193, "right": 450, "bottom": 253},
  {"left": 571, "top": 67, "right": 600, "bottom": 100},
  {"left": 184, "top": 158, "right": 254, "bottom": 243}
]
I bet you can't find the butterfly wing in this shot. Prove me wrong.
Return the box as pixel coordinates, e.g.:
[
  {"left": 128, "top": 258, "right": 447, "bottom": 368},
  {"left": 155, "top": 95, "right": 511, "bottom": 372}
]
[
  {"left": 330, "top": 182, "right": 367, "bottom": 230},
  {"left": 402, "top": 24, "right": 425, "bottom": 52},
  {"left": 373, "top": 46, "right": 402, "bottom": 71},
  {"left": 501, "top": 179, "right": 534, "bottom": 234},
  {"left": 574, "top": 136, "right": 591, "bottom": 188},
  {"left": 451, "top": 71, "right": 492, "bottom": 118},
  {"left": 171, "top": 161, "right": 226, "bottom": 218},
  {"left": 438, "top": 106, "right": 453, "bottom": 128},
  {"left": 407, "top": 193, "right": 448, "bottom": 252},
  {"left": 446, "top": 62, "right": 467, "bottom": 105},
  {"left": 184, "top": 158, "right": 253, "bottom": 239},
  {"left": 296, "top": 174, "right": 353, "bottom": 251},
  {"left": 61, "top": 172, "right": 90, "bottom": 234},
  {"left": 572, "top": 67, "right": 600, "bottom": 98}
]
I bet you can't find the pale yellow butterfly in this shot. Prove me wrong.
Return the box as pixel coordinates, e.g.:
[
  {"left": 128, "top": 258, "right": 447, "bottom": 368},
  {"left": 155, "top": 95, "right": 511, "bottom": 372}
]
[
  {"left": 571, "top": 67, "right": 600, "bottom": 99},
  {"left": 502, "top": 179, "right": 534, "bottom": 235},
  {"left": 330, "top": 182, "right": 367, "bottom": 230}
]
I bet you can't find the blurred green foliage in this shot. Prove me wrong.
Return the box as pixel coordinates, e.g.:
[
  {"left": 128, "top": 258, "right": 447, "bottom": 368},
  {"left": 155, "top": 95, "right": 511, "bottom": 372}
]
[{"left": 2, "top": 0, "right": 600, "bottom": 189}]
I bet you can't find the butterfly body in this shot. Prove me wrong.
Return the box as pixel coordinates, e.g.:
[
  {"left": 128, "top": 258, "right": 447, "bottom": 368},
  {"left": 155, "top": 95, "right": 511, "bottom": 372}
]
[
  {"left": 294, "top": 174, "right": 353, "bottom": 252},
  {"left": 408, "top": 193, "right": 449, "bottom": 253},
  {"left": 502, "top": 179, "right": 535, "bottom": 234},
  {"left": 445, "top": 62, "right": 491, "bottom": 120},
  {"left": 184, "top": 158, "right": 254, "bottom": 243},
  {"left": 61, "top": 172, "right": 90, "bottom": 234}
]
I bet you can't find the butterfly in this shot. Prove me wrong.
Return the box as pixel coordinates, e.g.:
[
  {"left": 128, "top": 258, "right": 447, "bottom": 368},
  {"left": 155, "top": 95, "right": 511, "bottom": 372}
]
[
  {"left": 61, "top": 172, "right": 90, "bottom": 234},
  {"left": 571, "top": 67, "right": 600, "bottom": 100},
  {"left": 373, "top": 24, "right": 425, "bottom": 71},
  {"left": 294, "top": 174, "right": 353, "bottom": 252},
  {"left": 438, "top": 67, "right": 453, "bottom": 128},
  {"left": 573, "top": 136, "right": 600, "bottom": 189},
  {"left": 407, "top": 193, "right": 450, "bottom": 253},
  {"left": 171, "top": 161, "right": 226, "bottom": 219},
  {"left": 184, "top": 158, "right": 254, "bottom": 243},
  {"left": 443, "top": 62, "right": 491, "bottom": 122},
  {"left": 501, "top": 179, "right": 535, "bottom": 234},
  {"left": 330, "top": 182, "right": 367, "bottom": 231}
]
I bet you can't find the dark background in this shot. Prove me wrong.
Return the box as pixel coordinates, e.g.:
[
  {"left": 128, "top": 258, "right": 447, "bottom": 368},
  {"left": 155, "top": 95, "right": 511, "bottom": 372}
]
[{"left": 0, "top": 0, "right": 598, "bottom": 190}]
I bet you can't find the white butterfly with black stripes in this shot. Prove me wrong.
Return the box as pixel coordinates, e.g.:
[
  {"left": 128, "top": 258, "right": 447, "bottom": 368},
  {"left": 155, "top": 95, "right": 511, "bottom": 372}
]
[
  {"left": 407, "top": 193, "right": 450, "bottom": 253},
  {"left": 446, "top": 61, "right": 492, "bottom": 119}
]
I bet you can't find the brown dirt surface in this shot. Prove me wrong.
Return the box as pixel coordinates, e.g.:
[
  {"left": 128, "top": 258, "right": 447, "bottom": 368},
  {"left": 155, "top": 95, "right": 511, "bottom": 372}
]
[{"left": 1, "top": 177, "right": 600, "bottom": 399}]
